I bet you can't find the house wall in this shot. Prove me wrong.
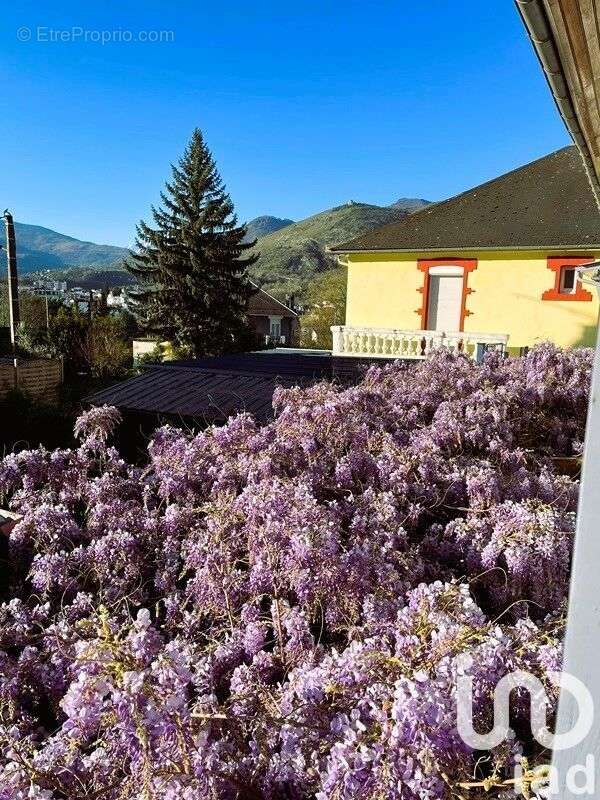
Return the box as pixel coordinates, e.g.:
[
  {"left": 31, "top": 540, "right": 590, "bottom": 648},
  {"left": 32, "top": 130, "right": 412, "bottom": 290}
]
[
  {"left": 249, "top": 314, "right": 296, "bottom": 345},
  {"left": 345, "top": 250, "right": 600, "bottom": 351},
  {"left": 250, "top": 314, "right": 270, "bottom": 339},
  {"left": 132, "top": 339, "right": 175, "bottom": 363}
]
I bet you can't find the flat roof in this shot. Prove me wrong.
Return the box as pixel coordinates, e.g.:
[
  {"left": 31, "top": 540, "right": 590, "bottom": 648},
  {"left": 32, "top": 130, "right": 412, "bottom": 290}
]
[{"left": 86, "top": 350, "right": 333, "bottom": 423}]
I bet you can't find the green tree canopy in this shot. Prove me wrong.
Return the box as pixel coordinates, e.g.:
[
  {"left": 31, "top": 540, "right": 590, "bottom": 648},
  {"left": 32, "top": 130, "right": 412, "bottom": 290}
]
[
  {"left": 299, "top": 265, "right": 347, "bottom": 350},
  {"left": 126, "top": 128, "right": 257, "bottom": 357}
]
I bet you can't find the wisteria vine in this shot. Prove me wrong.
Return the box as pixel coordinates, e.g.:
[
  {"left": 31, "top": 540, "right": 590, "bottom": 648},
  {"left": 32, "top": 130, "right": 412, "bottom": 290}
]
[{"left": 0, "top": 344, "right": 590, "bottom": 799}]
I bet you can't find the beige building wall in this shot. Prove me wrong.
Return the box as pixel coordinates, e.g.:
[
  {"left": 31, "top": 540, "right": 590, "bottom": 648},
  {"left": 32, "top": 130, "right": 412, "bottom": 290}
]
[{"left": 345, "top": 250, "right": 600, "bottom": 351}]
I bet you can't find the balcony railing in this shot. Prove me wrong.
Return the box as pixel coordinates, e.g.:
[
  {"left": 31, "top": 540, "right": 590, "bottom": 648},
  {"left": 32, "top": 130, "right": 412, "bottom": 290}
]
[
  {"left": 330, "top": 326, "right": 509, "bottom": 361},
  {"left": 265, "top": 334, "right": 287, "bottom": 347}
]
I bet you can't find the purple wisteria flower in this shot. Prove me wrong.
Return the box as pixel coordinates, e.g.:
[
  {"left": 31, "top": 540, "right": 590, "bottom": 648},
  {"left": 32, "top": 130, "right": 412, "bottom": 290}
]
[{"left": 0, "top": 344, "right": 589, "bottom": 798}]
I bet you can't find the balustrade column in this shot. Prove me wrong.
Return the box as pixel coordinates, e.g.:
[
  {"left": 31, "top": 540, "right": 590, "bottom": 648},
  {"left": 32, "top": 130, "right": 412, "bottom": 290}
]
[{"left": 329, "top": 326, "right": 508, "bottom": 360}]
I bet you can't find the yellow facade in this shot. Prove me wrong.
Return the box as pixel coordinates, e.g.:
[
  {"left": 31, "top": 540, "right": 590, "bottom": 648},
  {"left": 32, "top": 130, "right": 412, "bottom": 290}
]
[{"left": 344, "top": 250, "right": 600, "bottom": 351}]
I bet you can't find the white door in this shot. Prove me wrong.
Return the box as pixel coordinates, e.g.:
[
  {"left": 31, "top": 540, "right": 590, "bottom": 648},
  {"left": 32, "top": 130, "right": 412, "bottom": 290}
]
[{"left": 427, "top": 275, "right": 462, "bottom": 331}]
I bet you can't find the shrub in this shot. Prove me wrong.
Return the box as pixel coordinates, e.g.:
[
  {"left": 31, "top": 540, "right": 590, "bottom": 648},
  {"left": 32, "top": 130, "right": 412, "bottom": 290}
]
[{"left": 0, "top": 344, "right": 590, "bottom": 799}]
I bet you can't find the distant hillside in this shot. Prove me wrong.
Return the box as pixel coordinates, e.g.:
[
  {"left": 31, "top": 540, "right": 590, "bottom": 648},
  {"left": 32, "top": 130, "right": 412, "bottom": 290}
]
[
  {"left": 2, "top": 222, "right": 129, "bottom": 273},
  {"left": 8, "top": 197, "right": 430, "bottom": 298},
  {"left": 245, "top": 215, "right": 294, "bottom": 241},
  {"left": 390, "top": 197, "right": 431, "bottom": 212},
  {"left": 26, "top": 266, "right": 138, "bottom": 291},
  {"left": 248, "top": 200, "right": 424, "bottom": 299}
]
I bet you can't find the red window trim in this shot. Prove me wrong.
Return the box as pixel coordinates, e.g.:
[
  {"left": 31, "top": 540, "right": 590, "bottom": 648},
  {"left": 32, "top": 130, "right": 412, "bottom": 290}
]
[
  {"left": 416, "top": 258, "right": 477, "bottom": 331},
  {"left": 542, "top": 256, "right": 594, "bottom": 301}
]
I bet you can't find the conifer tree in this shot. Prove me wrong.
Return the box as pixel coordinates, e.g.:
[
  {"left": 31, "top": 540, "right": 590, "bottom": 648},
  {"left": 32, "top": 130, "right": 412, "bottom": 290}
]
[{"left": 127, "top": 128, "right": 257, "bottom": 357}]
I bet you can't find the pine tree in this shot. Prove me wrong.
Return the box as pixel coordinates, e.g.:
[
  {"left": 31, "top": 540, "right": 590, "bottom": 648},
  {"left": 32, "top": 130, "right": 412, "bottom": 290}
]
[{"left": 126, "top": 128, "right": 258, "bottom": 357}]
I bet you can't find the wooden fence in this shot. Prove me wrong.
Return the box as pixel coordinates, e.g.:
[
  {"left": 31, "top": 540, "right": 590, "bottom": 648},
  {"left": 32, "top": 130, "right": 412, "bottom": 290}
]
[{"left": 0, "top": 358, "right": 63, "bottom": 404}]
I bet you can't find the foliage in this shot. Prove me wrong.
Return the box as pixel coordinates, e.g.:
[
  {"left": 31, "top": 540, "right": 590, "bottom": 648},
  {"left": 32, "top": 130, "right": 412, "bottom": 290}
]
[
  {"left": 0, "top": 287, "right": 49, "bottom": 334},
  {"left": 34, "top": 305, "right": 132, "bottom": 378},
  {"left": 46, "top": 305, "right": 90, "bottom": 370},
  {"left": 248, "top": 202, "right": 410, "bottom": 300},
  {"left": 0, "top": 389, "right": 76, "bottom": 457},
  {"left": 85, "top": 314, "right": 132, "bottom": 378},
  {"left": 4, "top": 302, "right": 132, "bottom": 377},
  {"left": 299, "top": 265, "right": 347, "bottom": 349},
  {"left": 0, "top": 344, "right": 590, "bottom": 799},
  {"left": 126, "top": 128, "right": 257, "bottom": 358},
  {"left": 13, "top": 324, "right": 53, "bottom": 359}
]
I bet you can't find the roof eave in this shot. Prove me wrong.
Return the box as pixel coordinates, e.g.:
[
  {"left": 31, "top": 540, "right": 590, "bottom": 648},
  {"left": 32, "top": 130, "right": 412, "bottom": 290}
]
[
  {"left": 515, "top": 0, "right": 600, "bottom": 206},
  {"left": 331, "top": 244, "right": 600, "bottom": 255},
  {"left": 247, "top": 309, "right": 298, "bottom": 318},
  {"left": 248, "top": 283, "right": 298, "bottom": 316}
]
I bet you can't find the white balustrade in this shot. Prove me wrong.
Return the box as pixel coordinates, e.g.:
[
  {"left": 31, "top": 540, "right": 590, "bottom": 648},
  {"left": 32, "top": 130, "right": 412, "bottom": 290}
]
[{"left": 330, "top": 326, "right": 508, "bottom": 361}]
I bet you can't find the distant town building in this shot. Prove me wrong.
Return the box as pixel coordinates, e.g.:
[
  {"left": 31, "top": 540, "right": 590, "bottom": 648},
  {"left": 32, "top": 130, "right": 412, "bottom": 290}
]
[
  {"left": 107, "top": 288, "right": 130, "bottom": 309},
  {"left": 247, "top": 284, "right": 298, "bottom": 346}
]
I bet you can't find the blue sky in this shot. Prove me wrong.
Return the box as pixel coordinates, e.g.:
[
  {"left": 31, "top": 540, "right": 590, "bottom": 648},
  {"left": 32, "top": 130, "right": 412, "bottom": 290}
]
[{"left": 0, "top": 1, "right": 569, "bottom": 247}]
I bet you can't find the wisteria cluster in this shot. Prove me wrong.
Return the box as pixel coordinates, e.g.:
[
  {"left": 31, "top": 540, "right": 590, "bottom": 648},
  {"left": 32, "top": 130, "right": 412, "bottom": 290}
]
[{"left": 0, "top": 344, "right": 590, "bottom": 799}]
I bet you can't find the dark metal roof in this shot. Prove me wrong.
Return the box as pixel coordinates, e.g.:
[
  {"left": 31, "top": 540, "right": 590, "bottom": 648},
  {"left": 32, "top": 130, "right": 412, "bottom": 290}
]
[
  {"left": 165, "top": 350, "right": 332, "bottom": 378},
  {"left": 86, "top": 351, "right": 332, "bottom": 424},
  {"left": 86, "top": 367, "right": 310, "bottom": 423},
  {"left": 331, "top": 147, "right": 600, "bottom": 253}
]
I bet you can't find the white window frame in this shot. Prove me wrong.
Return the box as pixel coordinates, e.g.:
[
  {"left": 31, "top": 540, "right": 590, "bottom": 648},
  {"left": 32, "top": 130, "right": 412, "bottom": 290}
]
[{"left": 269, "top": 316, "right": 282, "bottom": 339}]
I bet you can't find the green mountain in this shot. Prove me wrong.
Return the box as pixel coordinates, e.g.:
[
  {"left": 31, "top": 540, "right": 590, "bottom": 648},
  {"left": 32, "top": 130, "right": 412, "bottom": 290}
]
[
  {"left": 2, "top": 222, "right": 129, "bottom": 272},
  {"left": 248, "top": 200, "right": 423, "bottom": 299},
  {"left": 9, "top": 197, "right": 429, "bottom": 299},
  {"left": 390, "top": 197, "right": 431, "bottom": 212},
  {"left": 245, "top": 215, "right": 294, "bottom": 240}
]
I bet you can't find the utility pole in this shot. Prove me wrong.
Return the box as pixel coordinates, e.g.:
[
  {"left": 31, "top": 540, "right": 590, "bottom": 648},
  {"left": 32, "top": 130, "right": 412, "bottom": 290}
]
[{"left": 3, "top": 210, "right": 20, "bottom": 369}]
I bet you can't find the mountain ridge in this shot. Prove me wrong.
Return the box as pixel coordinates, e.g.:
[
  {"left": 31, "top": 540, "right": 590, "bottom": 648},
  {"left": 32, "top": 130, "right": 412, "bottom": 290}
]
[
  {"left": 2, "top": 222, "right": 129, "bottom": 272},
  {"left": 245, "top": 215, "right": 294, "bottom": 241},
  {"left": 8, "top": 197, "right": 430, "bottom": 298},
  {"left": 247, "top": 199, "right": 428, "bottom": 298},
  {"left": 390, "top": 197, "right": 431, "bottom": 211}
]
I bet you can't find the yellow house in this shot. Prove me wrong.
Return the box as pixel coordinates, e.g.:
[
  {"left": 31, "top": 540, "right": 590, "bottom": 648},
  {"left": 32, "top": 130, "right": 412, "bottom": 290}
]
[{"left": 330, "top": 146, "right": 600, "bottom": 359}]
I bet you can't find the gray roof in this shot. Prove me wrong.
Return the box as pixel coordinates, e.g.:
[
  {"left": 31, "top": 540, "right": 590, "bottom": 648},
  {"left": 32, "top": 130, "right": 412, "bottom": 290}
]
[
  {"left": 86, "top": 367, "right": 288, "bottom": 423},
  {"left": 86, "top": 351, "right": 332, "bottom": 424},
  {"left": 331, "top": 147, "right": 600, "bottom": 252},
  {"left": 164, "top": 350, "right": 331, "bottom": 377}
]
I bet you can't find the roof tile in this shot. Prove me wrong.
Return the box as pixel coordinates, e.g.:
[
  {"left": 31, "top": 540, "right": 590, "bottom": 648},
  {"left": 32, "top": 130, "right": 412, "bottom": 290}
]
[{"left": 331, "top": 147, "right": 600, "bottom": 252}]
